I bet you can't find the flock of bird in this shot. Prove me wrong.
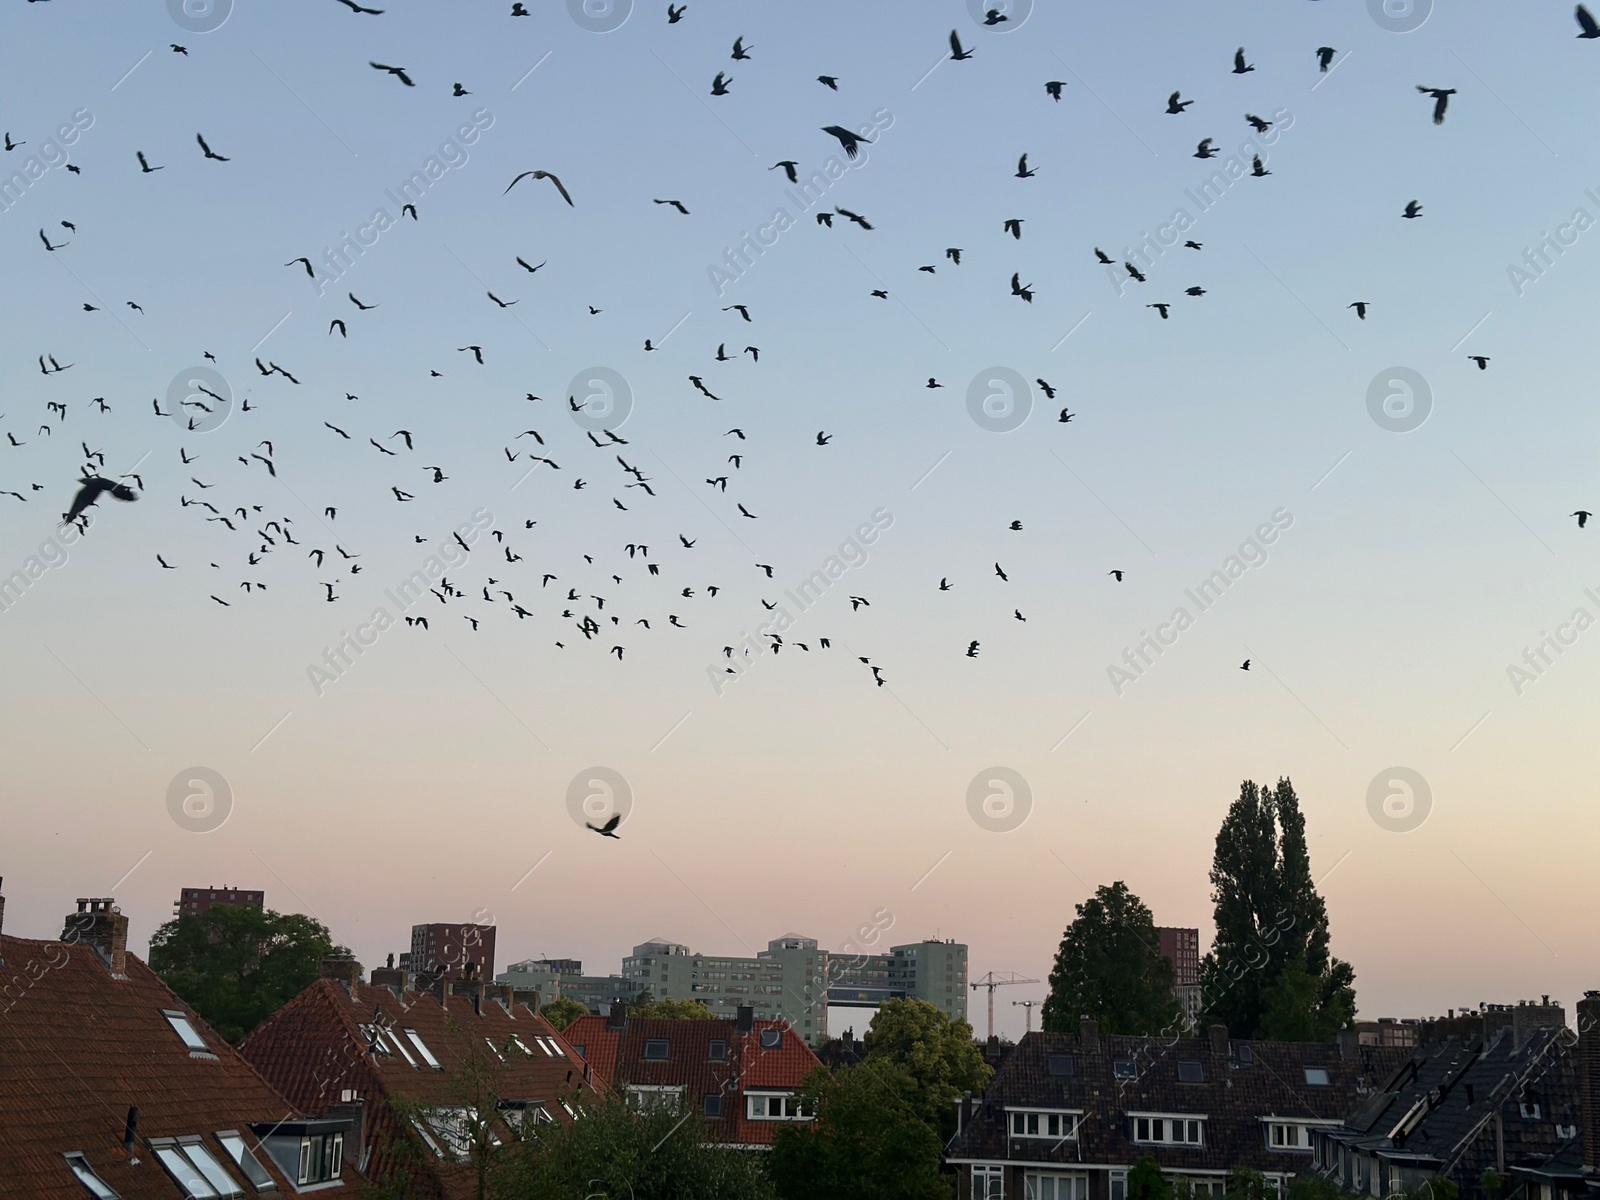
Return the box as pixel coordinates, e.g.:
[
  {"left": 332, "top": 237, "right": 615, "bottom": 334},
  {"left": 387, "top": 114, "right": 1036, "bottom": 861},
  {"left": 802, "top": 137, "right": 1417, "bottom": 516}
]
[{"left": 11, "top": 5, "right": 1600, "bottom": 794}]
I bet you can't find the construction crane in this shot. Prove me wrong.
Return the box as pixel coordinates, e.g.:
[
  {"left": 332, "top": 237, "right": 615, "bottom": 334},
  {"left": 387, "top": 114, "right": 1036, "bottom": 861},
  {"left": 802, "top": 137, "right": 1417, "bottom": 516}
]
[
  {"left": 971, "top": 971, "right": 1040, "bottom": 1039},
  {"left": 1012, "top": 998, "right": 1039, "bottom": 1034}
]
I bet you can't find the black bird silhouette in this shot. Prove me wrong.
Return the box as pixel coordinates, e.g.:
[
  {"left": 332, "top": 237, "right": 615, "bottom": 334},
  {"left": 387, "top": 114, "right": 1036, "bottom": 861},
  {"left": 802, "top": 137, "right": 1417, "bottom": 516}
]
[
  {"left": 1349, "top": 302, "right": 1369, "bottom": 320},
  {"left": 1125, "top": 262, "right": 1147, "bottom": 282},
  {"left": 38, "top": 228, "right": 66, "bottom": 251},
  {"left": 171, "top": 44, "right": 188, "bottom": 54},
  {"left": 336, "top": 0, "right": 385, "bottom": 11},
  {"left": 654, "top": 198, "right": 690, "bottom": 214},
  {"left": 1148, "top": 303, "right": 1171, "bottom": 319},
  {"left": 1045, "top": 81, "right": 1065, "bottom": 101},
  {"left": 349, "top": 292, "right": 377, "bottom": 309},
  {"left": 818, "top": 75, "right": 838, "bottom": 89},
  {"left": 1232, "top": 47, "right": 1254, "bottom": 74},
  {"left": 723, "top": 304, "right": 751, "bottom": 321},
  {"left": 63, "top": 475, "right": 137, "bottom": 525},
  {"left": 967, "top": 641, "right": 980, "bottom": 657},
  {"left": 1015, "top": 153, "right": 1036, "bottom": 178},
  {"left": 1317, "top": 46, "right": 1337, "bottom": 70},
  {"left": 1195, "top": 138, "right": 1218, "bottom": 159},
  {"left": 1579, "top": 5, "right": 1600, "bottom": 37},
  {"left": 1059, "top": 408, "right": 1075, "bottom": 424},
  {"left": 666, "top": 2, "right": 685, "bottom": 19},
  {"left": 487, "top": 291, "right": 517, "bottom": 307},
  {"left": 1109, "top": 570, "right": 1124, "bottom": 581},
  {"left": 1036, "top": 378, "right": 1056, "bottom": 399},
  {"left": 370, "top": 61, "right": 415, "bottom": 86},
  {"left": 588, "top": 813, "right": 622, "bottom": 839},
  {"left": 515, "top": 256, "right": 545, "bottom": 273},
  {"left": 835, "top": 205, "right": 873, "bottom": 229},
  {"left": 136, "top": 150, "right": 163, "bottom": 173},
  {"left": 1251, "top": 155, "right": 1270, "bottom": 177},
  {"left": 1403, "top": 200, "right": 1423, "bottom": 219},
  {"left": 821, "top": 125, "right": 871, "bottom": 159},
  {"left": 1240, "top": 659, "right": 1251, "bottom": 670},
  {"left": 505, "top": 169, "right": 573, "bottom": 205},
  {"left": 994, "top": 562, "right": 1008, "bottom": 581},
  {"left": 1166, "top": 91, "right": 1192, "bottom": 114},
  {"left": 946, "top": 248, "right": 962, "bottom": 264},
  {"left": 1416, "top": 86, "right": 1456, "bottom": 124},
  {"left": 710, "top": 71, "right": 732, "bottom": 95},
  {"left": 329, "top": 319, "right": 347, "bottom": 337},
  {"left": 285, "top": 257, "right": 314, "bottom": 278},
  {"left": 452, "top": 83, "right": 470, "bottom": 96},
  {"left": 1573, "top": 510, "right": 1592, "bottom": 528},
  {"left": 949, "top": 29, "right": 973, "bottom": 60},
  {"left": 196, "top": 133, "right": 229, "bottom": 161},
  {"left": 770, "top": 160, "right": 799, "bottom": 182},
  {"left": 1468, "top": 355, "right": 1490, "bottom": 370},
  {"left": 731, "top": 36, "right": 751, "bottom": 60},
  {"left": 1010, "top": 273, "right": 1034, "bottom": 303},
  {"left": 1004, "top": 218, "right": 1023, "bottom": 239},
  {"left": 458, "top": 345, "right": 485, "bottom": 364},
  {"left": 1245, "top": 114, "right": 1272, "bottom": 133},
  {"left": 816, "top": 212, "right": 833, "bottom": 227},
  {"left": 1185, "top": 286, "right": 1206, "bottom": 297}
]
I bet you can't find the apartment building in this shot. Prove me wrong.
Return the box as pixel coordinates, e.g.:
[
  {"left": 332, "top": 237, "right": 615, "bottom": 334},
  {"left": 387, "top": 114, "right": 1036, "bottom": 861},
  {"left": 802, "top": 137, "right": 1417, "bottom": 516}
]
[{"left": 173, "top": 884, "right": 265, "bottom": 919}]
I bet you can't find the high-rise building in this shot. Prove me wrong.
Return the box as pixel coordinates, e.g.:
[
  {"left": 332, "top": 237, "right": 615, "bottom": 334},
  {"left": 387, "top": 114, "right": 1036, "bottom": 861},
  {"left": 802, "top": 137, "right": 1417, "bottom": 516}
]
[
  {"left": 1157, "top": 926, "right": 1201, "bottom": 1030},
  {"left": 830, "top": 939, "right": 970, "bottom": 1023},
  {"left": 410, "top": 921, "right": 496, "bottom": 982},
  {"left": 173, "top": 885, "right": 264, "bottom": 919}
]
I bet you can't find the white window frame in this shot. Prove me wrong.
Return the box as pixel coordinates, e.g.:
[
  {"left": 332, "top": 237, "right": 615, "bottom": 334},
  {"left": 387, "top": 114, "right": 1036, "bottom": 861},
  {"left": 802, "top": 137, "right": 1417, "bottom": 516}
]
[
  {"left": 1025, "top": 1170, "right": 1088, "bottom": 1200},
  {"left": 1263, "top": 1118, "right": 1336, "bottom": 1151},
  {"left": 1130, "top": 1112, "right": 1207, "bottom": 1146},
  {"left": 1007, "top": 1108, "right": 1082, "bottom": 1140},
  {"left": 64, "top": 1153, "right": 119, "bottom": 1199},
  {"left": 177, "top": 1140, "right": 243, "bottom": 1198},
  {"left": 745, "top": 1091, "right": 811, "bottom": 1122},
  {"left": 153, "top": 1142, "right": 219, "bottom": 1199},
  {"left": 403, "top": 1028, "right": 443, "bottom": 1069},
  {"left": 973, "top": 1164, "right": 1005, "bottom": 1199},
  {"left": 626, "top": 1084, "right": 685, "bottom": 1113},
  {"left": 215, "top": 1132, "right": 275, "bottom": 1191},
  {"left": 162, "top": 1010, "right": 210, "bottom": 1052}
]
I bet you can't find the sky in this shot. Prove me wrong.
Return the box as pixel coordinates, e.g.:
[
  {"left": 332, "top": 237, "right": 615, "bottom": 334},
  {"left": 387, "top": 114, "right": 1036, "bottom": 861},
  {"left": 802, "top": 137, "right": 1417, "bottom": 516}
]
[{"left": 2, "top": 0, "right": 1598, "bottom": 1044}]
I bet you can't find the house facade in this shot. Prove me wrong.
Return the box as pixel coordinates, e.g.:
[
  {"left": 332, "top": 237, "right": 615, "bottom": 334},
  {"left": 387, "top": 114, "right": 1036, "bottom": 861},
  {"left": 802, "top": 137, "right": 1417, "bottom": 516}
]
[
  {"left": 946, "top": 1020, "right": 1411, "bottom": 1200},
  {"left": 563, "top": 1002, "right": 823, "bottom": 1147}
]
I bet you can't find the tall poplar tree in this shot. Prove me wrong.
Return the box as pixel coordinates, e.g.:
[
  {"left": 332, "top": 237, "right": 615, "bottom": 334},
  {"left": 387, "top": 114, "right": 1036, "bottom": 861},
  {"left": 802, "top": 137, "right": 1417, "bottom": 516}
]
[{"left": 1197, "top": 778, "right": 1356, "bottom": 1039}]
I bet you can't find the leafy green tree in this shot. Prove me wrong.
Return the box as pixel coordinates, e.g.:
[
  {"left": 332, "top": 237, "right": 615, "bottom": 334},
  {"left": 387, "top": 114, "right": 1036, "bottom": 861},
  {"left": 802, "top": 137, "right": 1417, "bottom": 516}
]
[
  {"left": 770, "top": 1063, "right": 951, "bottom": 1200},
  {"left": 540, "top": 996, "right": 590, "bottom": 1030},
  {"left": 1041, "top": 882, "right": 1183, "bottom": 1036},
  {"left": 1224, "top": 1168, "right": 1273, "bottom": 1200},
  {"left": 1197, "top": 778, "right": 1356, "bottom": 1039},
  {"left": 1128, "top": 1158, "right": 1172, "bottom": 1200},
  {"left": 628, "top": 992, "right": 716, "bottom": 1019},
  {"left": 491, "top": 1094, "right": 774, "bottom": 1200},
  {"left": 148, "top": 906, "right": 351, "bottom": 1043},
  {"left": 863, "top": 998, "right": 991, "bottom": 1137}
]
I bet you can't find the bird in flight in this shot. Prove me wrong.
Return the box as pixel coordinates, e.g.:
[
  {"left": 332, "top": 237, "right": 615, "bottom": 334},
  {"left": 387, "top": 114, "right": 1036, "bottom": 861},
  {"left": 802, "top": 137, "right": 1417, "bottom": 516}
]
[
  {"left": 1232, "top": 47, "right": 1254, "bottom": 74},
  {"left": 1109, "top": 570, "right": 1124, "bottom": 582},
  {"left": 505, "top": 169, "right": 574, "bottom": 206},
  {"left": 1166, "top": 91, "right": 1192, "bottom": 114},
  {"left": 370, "top": 61, "right": 415, "bottom": 86},
  {"left": 653, "top": 198, "right": 690, "bottom": 214},
  {"left": 1251, "top": 155, "right": 1270, "bottom": 177},
  {"left": 136, "top": 150, "right": 163, "bottom": 173},
  {"left": 1573, "top": 510, "right": 1592, "bottom": 528},
  {"left": 1195, "top": 138, "right": 1217, "bottom": 159},
  {"left": 1349, "top": 301, "right": 1369, "bottom": 320},
  {"left": 1045, "top": 81, "right": 1064, "bottom": 102},
  {"left": 1148, "top": 303, "right": 1171, "bottom": 319},
  {"left": 710, "top": 71, "right": 732, "bottom": 95},
  {"left": 731, "top": 36, "right": 751, "bottom": 60},
  {"left": 821, "top": 125, "right": 871, "bottom": 159},
  {"left": 336, "top": 0, "right": 384, "bottom": 11},
  {"left": 196, "top": 132, "right": 229, "bottom": 161},
  {"left": 1317, "top": 46, "right": 1337, "bottom": 71},
  {"left": 1015, "top": 153, "right": 1036, "bottom": 178},
  {"left": 818, "top": 74, "right": 838, "bottom": 89},
  {"left": 63, "top": 475, "right": 138, "bottom": 525},
  {"left": 1403, "top": 200, "right": 1423, "bottom": 219},
  {"left": 667, "top": 2, "right": 685, "bottom": 21},
  {"left": 949, "top": 29, "right": 973, "bottom": 61},
  {"left": 587, "top": 813, "right": 622, "bottom": 839},
  {"left": 1579, "top": 4, "right": 1600, "bottom": 37},
  {"left": 770, "top": 160, "right": 799, "bottom": 183},
  {"left": 1468, "top": 355, "right": 1490, "bottom": 370},
  {"left": 286, "top": 257, "right": 314, "bottom": 278},
  {"left": 967, "top": 641, "right": 980, "bottom": 657},
  {"left": 1416, "top": 86, "right": 1456, "bottom": 124},
  {"left": 1240, "top": 659, "right": 1251, "bottom": 670}
]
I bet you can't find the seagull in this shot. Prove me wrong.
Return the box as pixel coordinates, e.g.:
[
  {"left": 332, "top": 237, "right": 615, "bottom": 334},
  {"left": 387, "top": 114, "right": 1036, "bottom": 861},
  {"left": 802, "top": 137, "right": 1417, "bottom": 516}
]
[
  {"left": 1349, "top": 302, "right": 1369, "bottom": 320},
  {"left": 1416, "top": 86, "right": 1456, "bottom": 124},
  {"left": 821, "top": 125, "right": 871, "bottom": 159},
  {"left": 1579, "top": 4, "right": 1600, "bottom": 37},
  {"left": 949, "top": 29, "right": 973, "bottom": 60},
  {"left": 504, "top": 169, "right": 574, "bottom": 206},
  {"left": 196, "top": 132, "right": 230, "bottom": 161},
  {"left": 369, "top": 61, "right": 415, "bottom": 86},
  {"left": 587, "top": 813, "right": 622, "bottom": 839},
  {"left": 1232, "top": 47, "right": 1255, "bottom": 74}
]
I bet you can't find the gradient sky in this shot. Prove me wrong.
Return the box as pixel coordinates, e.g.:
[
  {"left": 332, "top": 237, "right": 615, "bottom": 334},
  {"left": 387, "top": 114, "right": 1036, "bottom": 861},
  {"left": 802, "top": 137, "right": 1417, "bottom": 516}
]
[{"left": 3, "top": 0, "right": 1598, "bottom": 1043}]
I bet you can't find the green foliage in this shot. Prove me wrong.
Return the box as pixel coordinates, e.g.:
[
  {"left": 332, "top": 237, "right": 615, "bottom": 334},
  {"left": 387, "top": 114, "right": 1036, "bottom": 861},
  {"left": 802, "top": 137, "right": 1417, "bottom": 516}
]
[
  {"left": 1480, "top": 1171, "right": 1506, "bottom": 1200},
  {"left": 1197, "top": 778, "right": 1357, "bottom": 1039},
  {"left": 148, "top": 906, "right": 351, "bottom": 1043},
  {"left": 540, "top": 996, "right": 590, "bottom": 1030},
  {"left": 1224, "top": 1168, "right": 1273, "bottom": 1200},
  {"left": 1128, "top": 1158, "right": 1172, "bottom": 1200},
  {"left": 1041, "top": 881, "right": 1184, "bottom": 1036},
  {"left": 1286, "top": 1175, "right": 1347, "bottom": 1200},
  {"left": 862, "top": 998, "right": 992, "bottom": 1138},
  {"left": 770, "top": 1063, "right": 952, "bottom": 1200},
  {"left": 492, "top": 1095, "right": 775, "bottom": 1200},
  {"left": 628, "top": 993, "right": 716, "bottom": 1020}
]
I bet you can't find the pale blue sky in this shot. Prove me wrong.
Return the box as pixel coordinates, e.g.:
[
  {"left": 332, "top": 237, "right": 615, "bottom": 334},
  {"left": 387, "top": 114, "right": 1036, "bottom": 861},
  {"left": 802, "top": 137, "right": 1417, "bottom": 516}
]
[{"left": 2, "top": 1, "right": 1598, "bottom": 1040}]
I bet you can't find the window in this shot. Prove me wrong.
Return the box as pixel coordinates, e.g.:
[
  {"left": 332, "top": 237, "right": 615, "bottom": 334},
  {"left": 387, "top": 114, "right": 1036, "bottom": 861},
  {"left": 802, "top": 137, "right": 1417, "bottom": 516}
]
[
  {"left": 295, "top": 1133, "right": 343, "bottom": 1185},
  {"left": 643, "top": 1038, "right": 670, "bottom": 1060},
  {"left": 1178, "top": 1060, "right": 1205, "bottom": 1083},
  {"left": 1304, "top": 1067, "right": 1331, "bottom": 1087},
  {"left": 153, "top": 1143, "right": 221, "bottom": 1198},
  {"left": 1111, "top": 1171, "right": 1128, "bottom": 1200},
  {"left": 163, "top": 1010, "right": 209, "bottom": 1052},
  {"left": 216, "top": 1132, "right": 275, "bottom": 1190},
  {"left": 746, "top": 1092, "right": 811, "bottom": 1121},
  {"left": 1269, "top": 1123, "right": 1307, "bottom": 1149},
  {"left": 1026, "top": 1174, "right": 1088, "bottom": 1200},
  {"left": 1009, "top": 1109, "right": 1080, "bottom": 1140},
  {"left": 534, "top": 1037, "right": 558, "bottom": 1057},
  {"left": 974, "top": 1165, "right": 1005, "bottom": 1199},
  {"left": 704, "top": 1094, "right": 723, "bottom": 1116},
  {"left": 570, "top": 1043, "right": 586, "bottom": 1058},
  {"left": 1047, "top": 1055, "right": 1075, "bottom": 1077},
  {"left": 64, "top": 1153, "right": 118, "bottom": 1199},
  {"left": 1556, "top": 1123, "right": 1578, "bottom": 1139},
  {"left": 1114, "top": 1059, "right": 1138, "bottom": 1079},
  {"left": 760, "top": 1028, "right": 782, "bottom": 1048},
  {"left": 1238, "top": 1044, "right": 1253, "bottom": 1065},
  {"left": 708, "top": 1039, "right": 727, "bottom": 1061},
  {"left": 1132, "top": 1115, "right": 1205, "bottom": 1145},
  {"left": 1520, "top": 1102, "right": 1542, "bottom": 1119},
  {"left": 626, "top": 1085, "right": 684, "bottom": 1113},
  {"left": 403, "top": 1029, "right": 442, "bottom": 1069},
  {"left": 484, "top": 1037, "right": 505, "bottom": 1061}
]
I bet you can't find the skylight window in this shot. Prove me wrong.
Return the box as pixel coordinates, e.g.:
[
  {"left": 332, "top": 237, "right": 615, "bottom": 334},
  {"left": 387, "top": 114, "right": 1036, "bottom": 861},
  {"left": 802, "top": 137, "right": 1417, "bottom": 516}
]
[
  {"left": 536, "top": 1037, "right": 559, "bottom": 1057},
  {"left": 1178, "top": 1060, "right": 1205, "bottom": 1083},
  {"left": 404, "top": 1028, "right": 443, "bottom": 1069},
  {"left": 1114, "top": 1059, "right": 1138, "bottom": 1079},
  {"left": 1047, "top": 1055, "right": 1075, "bottom": 1077},
  {"left": 153, "top": 1143, "right": 220, "bottom": 1199},
  {"left": 1304, "top": 1067, "right": 1331, "bottom": 1087},
  {"left": 1238, "top": 1044, "right": 1254, "bottom": 1065},
  {"left": 64, "top": 1153, "right": 118, "bottom": 1199},
  {"left": 760, "top": 1028, "right": 782, "bottom": 1049},
  {"left": 163, "top": 1010, "right": 209, "bottom": 1052},
  {"left": 709, "top": 1039, "right": 727, "bottom": 1061},
  {"left": 643, "top": 1038, "right": 670, "bottom": 1060},
  {"left": 216, "top": 1132, "right": 275, "bottom": 1190},
  {"left": 484, "top": 1037, "right": 505, "bottom": 1061},
  {"left": 180, "top": 1142, "right": 243, "bottom": 1198}
]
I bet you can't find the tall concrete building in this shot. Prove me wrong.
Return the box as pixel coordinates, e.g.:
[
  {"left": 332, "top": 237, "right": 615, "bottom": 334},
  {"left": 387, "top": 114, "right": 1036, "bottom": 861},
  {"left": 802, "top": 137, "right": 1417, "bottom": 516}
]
[{"left": 1157, "top": 926, "right": 1202, "bottom": 1031}]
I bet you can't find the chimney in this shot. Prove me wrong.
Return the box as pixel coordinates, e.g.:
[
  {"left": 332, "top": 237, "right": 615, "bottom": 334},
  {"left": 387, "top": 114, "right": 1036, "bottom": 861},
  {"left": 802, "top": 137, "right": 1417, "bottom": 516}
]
[
  {"left": 320, "top": 955, "right": 361, "bottom": 992},
  {"left": 1209, "top": 1023, "right": 1229, "bottom": 1057},
  {"left": 513, "top": 987, "right": 542, "bottom": 1015},
  {"left": 735, "top": 1005, "right": 755, "bottom": 1033},
  {"left": 0, "top": 876, "right": 6, "bottom": 968},
  {"left": 1080, "top": 1017, "right": 1099, "bottom": 1055},
  {"left": 606, "top": 1000, "right": 628, "bottom": 1031},
  {"left": 1338, "top": 1028, "right": 1360, "bottom": 1062},
  {"left": 960, "top": 1089, "right": 974, "bottom": 1134},
  {"left": 370, "top": 960, "right": 406, "bottom": 993},
  {"left": 62, "top": 898, "right": 128, "bottom": 978},
  {"left": 1577, "top": 991, "right": 1600, "bottom": 1172}
]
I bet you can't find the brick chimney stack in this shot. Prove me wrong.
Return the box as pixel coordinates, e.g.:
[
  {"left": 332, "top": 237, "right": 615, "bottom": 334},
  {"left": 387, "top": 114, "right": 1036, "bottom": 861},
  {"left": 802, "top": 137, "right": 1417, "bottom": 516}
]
[
  {"left": 320, "top": 955, "right": 361, "bottom": 994},
  {"left": 63, "top": 898, "right": 128, "bottom": 978},
  {"left": 1080, "top": 1017, "right": 1100, "bottom": 1055},
  {"left": 1209, "top": 1023, "right": 1230, "bottom": 1057},
  {"left": 1578, "top": 991, "right": 1600, "bottom": 1173},
  {"left": 606, "top": 1000, "right": 628, "bottom": 1031}
]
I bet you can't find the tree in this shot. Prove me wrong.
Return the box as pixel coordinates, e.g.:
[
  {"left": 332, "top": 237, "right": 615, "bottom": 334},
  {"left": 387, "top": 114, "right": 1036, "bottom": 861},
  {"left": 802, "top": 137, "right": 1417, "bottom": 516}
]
[
  {"left": 628, "top": 993, "right": 715, "bottom": 1020},
  {"left": 770, "top": 1063, "right": 950, "bottom": 1200},
  {"left": 862, "top": 997, "right": 991, "bottom": 1137},
  {"left": 491, "top": 1094, "right": 775, "bottom": 1200},
  {"left": 540, "top": 996, "right": 590, "bottom": 1030},
  {"left": 1128, "top": 1158, "right": 1172, "bottom": 1200},
  {"left": 148, "top": 906, "right": 351, "bottom": 1043},
  {"left": 1224, "top": 1168, "right": 1273, "bottom": 1200},
  {"left": 1041, "top": 882, "right": 1183, "bottom": 1036},
  {"left": 1197, "top": 778, "right": 1356, "bottom": 1039}
]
